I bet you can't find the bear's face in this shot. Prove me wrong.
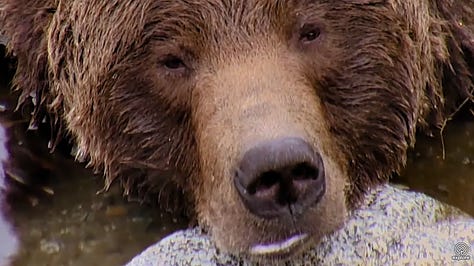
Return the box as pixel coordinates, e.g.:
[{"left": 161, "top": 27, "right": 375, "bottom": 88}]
[{"left": 49, "top": 0, "right": 422, "bottom": 260}]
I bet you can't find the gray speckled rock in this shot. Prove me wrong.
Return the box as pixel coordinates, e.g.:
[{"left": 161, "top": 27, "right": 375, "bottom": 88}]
[{"left": 127, "top": 185, "right": 474, "bottom": 266}]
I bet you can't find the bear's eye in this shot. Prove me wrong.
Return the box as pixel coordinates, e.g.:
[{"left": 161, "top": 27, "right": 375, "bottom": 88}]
[
  {"left": 299, "top": 24, "right": 321, "bottom": 43},
  {"left": 162, "top": 55, "right": 186, "bottom": 71}
]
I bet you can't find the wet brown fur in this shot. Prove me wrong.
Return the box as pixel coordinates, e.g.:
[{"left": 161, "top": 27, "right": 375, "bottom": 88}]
[{"left": 1, "top": 0, "right": 473, "bottom": 260}]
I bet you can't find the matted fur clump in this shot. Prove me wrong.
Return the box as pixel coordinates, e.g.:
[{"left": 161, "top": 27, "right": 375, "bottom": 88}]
[{"left": 1, "top": 0, "right": 473, "bottom": 261}]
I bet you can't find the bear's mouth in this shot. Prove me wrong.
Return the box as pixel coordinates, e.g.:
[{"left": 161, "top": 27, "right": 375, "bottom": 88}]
[{"left": 249, "top": 233, "right": 308, "bottom": 256}]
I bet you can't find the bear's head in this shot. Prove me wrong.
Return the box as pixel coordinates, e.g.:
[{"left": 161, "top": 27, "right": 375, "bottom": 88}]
[{"left": 2, "top": 0, "right": 473, "bottom": 261}]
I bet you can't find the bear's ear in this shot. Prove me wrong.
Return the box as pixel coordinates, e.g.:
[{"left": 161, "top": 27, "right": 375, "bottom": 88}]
[{"left": 0, "top": 1, "right": 56, "bottom": 126}]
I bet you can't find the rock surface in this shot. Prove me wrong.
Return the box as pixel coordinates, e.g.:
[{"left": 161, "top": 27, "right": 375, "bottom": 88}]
[{"left": 127, "top": 185, "right": 474, "bottom": 265}]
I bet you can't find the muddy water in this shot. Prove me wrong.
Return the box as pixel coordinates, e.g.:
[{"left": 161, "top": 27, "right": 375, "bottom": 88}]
[
  {"left": 3, "top": 161, "right": 186, "bottom": 266},
  {"left": 393, "top": 117, "right": 474, "bottom": 217},
  {"left": 5, "top": 168, "right": 186, "bottom": 266},
  {"left": 0, "top": 48, "right": 473, "bottom": 265}
]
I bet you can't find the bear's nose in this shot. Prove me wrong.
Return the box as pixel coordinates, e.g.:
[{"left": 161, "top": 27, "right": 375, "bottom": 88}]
[{"left": 234, "top": 137, "right": 325, "bottom": 219}]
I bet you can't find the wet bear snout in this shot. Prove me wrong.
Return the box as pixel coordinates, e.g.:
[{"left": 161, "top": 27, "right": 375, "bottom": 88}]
[{"left": 234, "top": 137, "right": 326, "bottom": 219}]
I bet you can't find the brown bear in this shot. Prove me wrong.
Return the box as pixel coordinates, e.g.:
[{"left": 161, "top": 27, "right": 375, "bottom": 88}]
[{"left": 1, "top": 0, "right": 473, "bottom": 261}]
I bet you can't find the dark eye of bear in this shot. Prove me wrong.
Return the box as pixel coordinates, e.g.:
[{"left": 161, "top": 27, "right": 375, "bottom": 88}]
[
  {"left": 300, "top": 24, "right": 321, "bottom": 43},
  {"left": 162, "top": 55, "right": 186, "bottom": 71}
]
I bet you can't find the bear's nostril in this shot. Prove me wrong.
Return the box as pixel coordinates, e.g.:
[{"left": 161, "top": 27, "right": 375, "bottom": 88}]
[
  {"left": 248, "top": 171, "right": 281, "bottom": 195},
  {"left": 291, "top": 162, "right": 319, "bottom": 181},
  {"left": 234, "top": 137, "right": 326, "bottom": 219}
]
